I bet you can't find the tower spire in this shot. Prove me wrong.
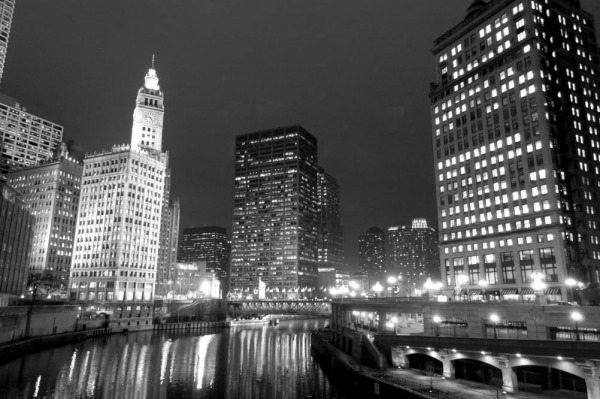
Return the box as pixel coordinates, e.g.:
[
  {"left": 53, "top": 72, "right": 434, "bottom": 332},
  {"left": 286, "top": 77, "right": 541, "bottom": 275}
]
[{"left": 151, "top": 54, "right": 155, "bottom": 69}]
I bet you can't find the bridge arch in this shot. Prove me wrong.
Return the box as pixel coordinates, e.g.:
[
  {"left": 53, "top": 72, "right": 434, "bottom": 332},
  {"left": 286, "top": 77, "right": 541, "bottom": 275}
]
[
  {"left": 451, "top": 356, "right": 502, "bottom": 385},
  {"left": 406, "top": 352, "right": 443, "bottom": 375},
  {"left": 512, "top": 364, "right": 586, "bottom": 394}
]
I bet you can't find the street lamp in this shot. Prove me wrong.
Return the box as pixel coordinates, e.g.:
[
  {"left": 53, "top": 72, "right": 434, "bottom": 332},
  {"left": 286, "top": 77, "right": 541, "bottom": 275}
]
[
  {"left": 387, "top": 276, "right": 397, "bottom": 285},
  {"left": 338, "top": 286, "right": 349, "bottom": 297},
  {"left": 571, "top": 311, "right": 583, "bottom": 341},
  {"left": 490, "top": 313, "right": 500, "bottom": 339},
  {"left": 433, "top": 315, "right": 442, "bottom": 336},
  {"left": 372, "top": 282, "right": 383, "bottom": 298},
  {"left": 531, "top": 272, "right": 547, "bottom": 304},
  {"left": 566, "top": 278, "right": 577, "bottom": 303}
]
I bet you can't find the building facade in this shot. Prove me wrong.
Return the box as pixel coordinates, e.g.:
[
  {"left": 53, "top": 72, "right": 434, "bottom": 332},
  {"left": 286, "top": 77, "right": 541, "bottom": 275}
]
[
  {"left": 358, "top": 226, "right": 385, "bottom": 283},
  {"left": 430, "top": 0, "right": 600, "bottom": 301},
  {"left": 68, "top": 64, "right": 167, "bottom": 327},
  {"left": 156, "top": 157, "right": 180, "bottom": 296},
  {"left": 7, "top": 153, "right": 83, "bottom": 290},
  {"left": 178, "top": 225, "right": 229, "bottom": 295},
  {"left": 0, "top": 0, "right": 15, "bottom": 84},
  {"left": 317, "top": 168, "right": 347, "bottom": 289},
  {"left": 386, "top": 219, "right": 440, "bottom": 291},
  {"left": 230, "top": 125, "right": 320, "bottom": 298},
  {"left": 0, "top": 94, "right": 63, "bottom": 177},
  {"left": 0, "top": 181, "right": 34, "bottom": 298}
]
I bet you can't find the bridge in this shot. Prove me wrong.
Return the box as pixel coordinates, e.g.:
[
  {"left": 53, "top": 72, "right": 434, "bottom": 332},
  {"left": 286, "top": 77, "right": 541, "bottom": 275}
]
[{"left": 228, "top": 299, "right": 331, "bottom": 316}]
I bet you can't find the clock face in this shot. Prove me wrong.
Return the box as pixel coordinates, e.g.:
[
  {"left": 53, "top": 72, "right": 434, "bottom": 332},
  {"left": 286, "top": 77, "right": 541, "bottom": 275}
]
[{"left": 143, "top": 112, "right": 157, "bottom": 124}]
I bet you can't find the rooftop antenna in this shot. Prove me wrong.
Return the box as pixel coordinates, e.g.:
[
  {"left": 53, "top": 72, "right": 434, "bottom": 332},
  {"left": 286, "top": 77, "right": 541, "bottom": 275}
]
[{"left": 151, "top": 54, "right": 155, "bottom": 69}]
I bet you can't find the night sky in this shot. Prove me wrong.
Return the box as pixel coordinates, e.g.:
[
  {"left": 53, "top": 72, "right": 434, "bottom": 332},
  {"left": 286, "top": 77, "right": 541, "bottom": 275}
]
[{"left": 3, "top": 0, "right": 600, "bottom": 269}]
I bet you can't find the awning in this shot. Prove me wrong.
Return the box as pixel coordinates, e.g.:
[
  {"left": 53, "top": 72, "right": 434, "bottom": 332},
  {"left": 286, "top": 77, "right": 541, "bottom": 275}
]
[
  {"left": 545, "top": 287, "right": 561, "bottom": 295},
  {"left": 520, "top": 288, "right": 535, "bottom": 295},
  {"left": 501, "top": 289, "right": 518, "bottom": 295},
  {"left": 469, "top": 289, "right": 482, "bottom": 295}
]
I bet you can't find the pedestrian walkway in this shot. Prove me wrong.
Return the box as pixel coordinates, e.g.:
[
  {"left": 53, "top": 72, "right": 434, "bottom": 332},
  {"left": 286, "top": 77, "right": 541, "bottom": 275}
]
[{"left": 379, "top": 367, "right": 587, "bottom": 399}]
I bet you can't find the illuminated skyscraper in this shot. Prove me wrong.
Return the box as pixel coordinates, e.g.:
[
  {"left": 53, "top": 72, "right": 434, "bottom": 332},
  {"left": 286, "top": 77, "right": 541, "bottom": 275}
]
[
  {"left": 156, "top": 194, "right": 180, "bottom": 296},
  {"left": 7, "top": 149, "right": 83, "bottom": 291},
  {"left": 230, "top": 125, "right": 319, "bottom": 297},
  {"left": 0, "top": 94, "right": 63, "bottom": 177},
  {"left": 430, "top": 0, "right": 600, "bottom": 301},
  {"left": 178, "top": 225, "right": 230, "bottom": 294},
  {"left": 69, "top": 63, "right": 167, "bottom": 327},
  {"left": 386, "top": 219, "right": 440, "bottom": 290},
  {"left": 358, "top": 227, "right": 385, "bottom": 282},
  {"left": 317, "top": 168, "right": 347, "bottom": 289},
  {"left": 0, "top": 0, "right": 15, "bottom": 84}
]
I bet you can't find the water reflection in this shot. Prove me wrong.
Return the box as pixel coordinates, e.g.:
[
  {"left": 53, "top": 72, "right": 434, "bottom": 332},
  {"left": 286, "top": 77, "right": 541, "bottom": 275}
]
[{"left": 0, "top": 319, "right": 343, "bottom": 399}]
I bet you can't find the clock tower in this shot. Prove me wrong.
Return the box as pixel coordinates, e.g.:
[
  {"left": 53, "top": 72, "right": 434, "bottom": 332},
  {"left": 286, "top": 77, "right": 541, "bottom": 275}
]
[{"left": 131, "top": 59, "right": 164, "bottom": 152}]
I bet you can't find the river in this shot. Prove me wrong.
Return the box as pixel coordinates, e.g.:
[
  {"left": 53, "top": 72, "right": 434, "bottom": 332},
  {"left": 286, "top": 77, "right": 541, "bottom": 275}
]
[{"left": 0, "top": 319, "right": 348, "bottom": 399}]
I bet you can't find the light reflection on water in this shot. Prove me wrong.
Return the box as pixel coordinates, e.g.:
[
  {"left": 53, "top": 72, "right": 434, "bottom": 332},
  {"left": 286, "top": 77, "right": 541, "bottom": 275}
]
[{"left": 0, "top": 319, "right": 344, "bottom": 399}]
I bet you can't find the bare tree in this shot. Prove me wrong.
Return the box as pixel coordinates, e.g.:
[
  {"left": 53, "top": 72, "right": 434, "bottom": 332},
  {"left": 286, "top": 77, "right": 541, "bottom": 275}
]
[{"left": 26, "top": 273, "right": 58, "bottom": 303}]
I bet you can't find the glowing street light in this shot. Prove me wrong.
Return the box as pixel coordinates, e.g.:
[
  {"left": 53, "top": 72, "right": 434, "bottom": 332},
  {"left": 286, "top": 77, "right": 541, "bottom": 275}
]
[
  {"left": 490, "top": 313, "right": 500, "bottom": 339},
  {"left": 433, "top": 315, "right": 442, "bottom": 336},
  {"left": 372, "top": 282, "right": 383, "bottom": 297},
  {"left": 349, "top": 280, "right": 359, "bottom": 290},
  {"left": 566, "top": 278, "right": 577, "bottom": 302},
  {"left": 571, "top": 311, "right": 583, "bottom": 341},
  {"left": 531, "top": 272, "right": 547, "bottom": 303},
  {"left": 387, "top": 276, "right": 398, "bottom": 285}
]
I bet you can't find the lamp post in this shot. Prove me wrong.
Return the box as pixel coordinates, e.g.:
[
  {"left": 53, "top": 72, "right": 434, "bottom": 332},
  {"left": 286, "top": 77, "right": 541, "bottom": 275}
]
[
  {"left": 566, "top": 278, "right": 577, "bottom": 303},
  {"left": 571, "top": 311, "right": 583, "bottom": 341},
  {"left": 490, "top": 313, "right": 500, "bottom": 339},
  {"left": 433, "top": 315, "right": 442, "bottom": 336},
  {"left": 531, "top": 272, "right": 547, "bottom": 304},
  {"left": 372, "top": 282, "right": 383, "bottom": 298}
]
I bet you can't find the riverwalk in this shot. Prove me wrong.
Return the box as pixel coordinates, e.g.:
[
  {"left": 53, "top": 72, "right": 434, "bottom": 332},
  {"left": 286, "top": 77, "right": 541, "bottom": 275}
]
[
  {"left": 381, "top": 368, "right": 587, "bottom": 399},
  {"left": 311, "top": 332, "right": 587, "bottom": 399}
]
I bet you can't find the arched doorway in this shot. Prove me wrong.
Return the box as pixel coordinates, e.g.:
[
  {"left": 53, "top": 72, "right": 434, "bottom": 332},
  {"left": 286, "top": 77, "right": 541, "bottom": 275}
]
[
  {"left": 407, "top": 353, "right": 443, "bottom": 375},
  {"left": 514, "top": 365, "right": 586, "bottom": 395},
  {"left": 453, "top": 358, "right": 502, "bottom": 385}
]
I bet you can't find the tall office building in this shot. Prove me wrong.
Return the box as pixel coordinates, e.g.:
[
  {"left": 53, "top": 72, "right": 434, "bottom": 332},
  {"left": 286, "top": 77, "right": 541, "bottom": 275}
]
[
  {"left": 7, "top": 150, "right": 83, "bottom": 290},
  {"left": 230, "top": 125, "right": 320, "bottom": 297},
  {"left": 430, "top": 0, "right": 600, "bottom": 301},
  {"left": 0, "top": 181, "right": 34, "bottom": 299},
  {"left": 0, "top": 94, "right": 63, "bottom": 177},
  {"left": 156, "top": 154, "right": 180, "bottom": 296},
  {"left": 69, "top": 63, "right": 167, "bottom": 327},
  {"left": 386, "top": 219, "right": 440, "bottom": 289},
  {"left": 178, "top": 226, "right": 229, "bottom": 294},
  {"left": 0, "top": 0, "right": 15, "bottom": 84},
  {"left": 317, "top": 168, "right": 347, "bottom": 288},
  {"left": 358, "top": 227, "right": 385, "bottom": 282}
]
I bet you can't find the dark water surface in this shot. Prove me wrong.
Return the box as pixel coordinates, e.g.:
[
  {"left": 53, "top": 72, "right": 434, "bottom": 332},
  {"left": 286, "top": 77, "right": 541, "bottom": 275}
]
[{"left": 0, "top": 319, "right": 348, "bottom": 399}]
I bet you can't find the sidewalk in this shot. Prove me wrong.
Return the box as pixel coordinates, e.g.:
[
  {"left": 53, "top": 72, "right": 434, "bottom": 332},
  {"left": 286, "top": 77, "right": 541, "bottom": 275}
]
[{"left": 380, "top": 367, "right": 587, "bottom": 399}]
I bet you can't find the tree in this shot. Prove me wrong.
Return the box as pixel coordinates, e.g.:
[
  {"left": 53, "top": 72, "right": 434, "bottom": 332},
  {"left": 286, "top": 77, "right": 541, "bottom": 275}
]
[{"left": 26, "top": 273, "right": 58, "bottom": 302}]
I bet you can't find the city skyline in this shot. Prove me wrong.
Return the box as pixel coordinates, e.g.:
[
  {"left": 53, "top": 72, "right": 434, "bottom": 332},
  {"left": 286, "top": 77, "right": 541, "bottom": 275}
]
[{"left": 2, "top": 0, "right": 599, "bottom": 271}]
